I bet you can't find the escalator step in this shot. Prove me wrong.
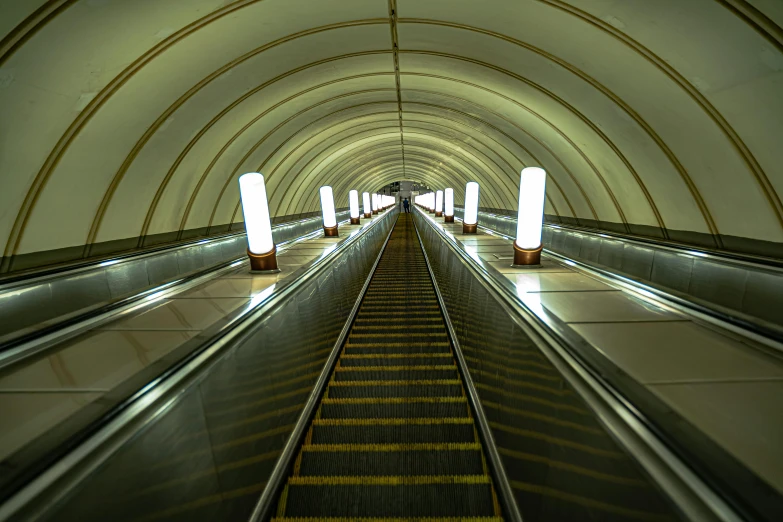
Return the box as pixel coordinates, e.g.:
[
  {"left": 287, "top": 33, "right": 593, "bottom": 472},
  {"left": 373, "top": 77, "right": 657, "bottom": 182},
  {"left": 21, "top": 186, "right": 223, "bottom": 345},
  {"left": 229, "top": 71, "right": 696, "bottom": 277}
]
[
  {"left": 319, "top": 398, "right": 470, "bottom": 419},
  {"left": 298, "top": 444, "right": 486, "bottom": 476},
  {"left": 311, "top": 419, "right": 476, "bottom": 444},
  {"left": 327, "top": 381, "right": 463, "bottom": 398},
  {"left": 282, "top": 479, "right": 497, "bottom": 517},
  {"left": 340, "top": 354, "right": 453, "bottom": 366},
  {"left": 344, "top": 342, "right": 451, "bottom": 354},
  {"left": 332, "top": 367, "right": 459, "bottom": 381}
]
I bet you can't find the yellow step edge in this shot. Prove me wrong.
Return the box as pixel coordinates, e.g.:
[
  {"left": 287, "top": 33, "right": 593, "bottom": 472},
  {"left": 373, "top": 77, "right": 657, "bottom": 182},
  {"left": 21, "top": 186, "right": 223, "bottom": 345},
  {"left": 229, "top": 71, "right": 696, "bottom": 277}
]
[
  {"left": 301, "top": 442, "right": 481, "bottom": 452},
  {"left": 348, "top": 333, "right": 447, "bottom": 338},
  {"left": 288, "top": 475, "right": 490, "bottom": 486},
  {"left": 321, "top": 397, "right": 466, "bottom": 404},
  {"left": 335, "top": 365, "right": 455, "bottom": 372},
  {"left": 341, "top": 353, "right": 451, "bottom": 359},
  {"left": 272, "top": 518, "right": 502, "bottom": 522},
  {"left": 328, "top": 379, "right": 461, "bottom": 386},
  {"left": 352, "top": 325, "right": 443, "bottom": 329},
  {"left": 345, "top": 342, "right": 449, "bottom": 347},
  {"left": 312, "top": 417, "right": 473, "bottom": 426}
]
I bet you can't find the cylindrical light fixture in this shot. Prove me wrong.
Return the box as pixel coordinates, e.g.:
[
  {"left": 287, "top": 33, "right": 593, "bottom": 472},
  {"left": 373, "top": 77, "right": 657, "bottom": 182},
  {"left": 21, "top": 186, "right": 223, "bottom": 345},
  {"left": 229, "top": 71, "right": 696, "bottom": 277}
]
[
  {"left": 349, "top": 190, "right": 360, "bottom": 224},
  {"left": 372, "top": 193, "right": 379, "bottom": 214},
  {"left": 463, "top": 182, "right": 479, "bottom": 234},
  {"left": 514, "top": 167, "right": 547, "bottom": 265},
  {"left": 444, "top": 187, "right": 454, "bottom": 222},
  {"left": 320, "top": 185, "right": 338, "bottom": 237},
  {"left": 362, "top": 192, "right": 372, "bottom": 218},
  {"left": 435, "top": 190, "right": 443, "bottom": 217},
  {"left": 239, "top": 172, "right": 279, "bottom": 272}
]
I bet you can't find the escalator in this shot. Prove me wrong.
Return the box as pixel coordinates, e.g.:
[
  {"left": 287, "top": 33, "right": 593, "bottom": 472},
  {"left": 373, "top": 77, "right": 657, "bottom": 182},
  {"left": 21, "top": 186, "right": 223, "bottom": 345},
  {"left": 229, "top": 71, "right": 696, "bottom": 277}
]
[{"left": 271, "top": 213, "right": 504, "bottom": 519}]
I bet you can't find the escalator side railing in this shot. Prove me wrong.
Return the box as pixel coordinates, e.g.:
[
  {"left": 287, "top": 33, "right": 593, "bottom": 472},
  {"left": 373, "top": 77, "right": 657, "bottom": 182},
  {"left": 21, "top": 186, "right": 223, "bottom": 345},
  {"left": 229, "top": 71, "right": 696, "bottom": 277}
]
[
  {"left": 452, "top": 207, "right": 783, "bottom": 343},
  {"left": 0, "top": 210, "right": 351, "bottom": 347},
  {"left": 414, "top": 208, "right": 754, "bottom": 522},
  {"left": 0, "top": 210, "right": 396, "bottom": 522}
]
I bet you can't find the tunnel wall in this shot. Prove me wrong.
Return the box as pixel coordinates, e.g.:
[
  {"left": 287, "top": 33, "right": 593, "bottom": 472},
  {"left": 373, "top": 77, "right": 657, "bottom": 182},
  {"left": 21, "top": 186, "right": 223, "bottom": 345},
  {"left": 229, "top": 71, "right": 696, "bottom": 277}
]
[{"left": 1, "top": 0, "right": 782, "bottom": 272}]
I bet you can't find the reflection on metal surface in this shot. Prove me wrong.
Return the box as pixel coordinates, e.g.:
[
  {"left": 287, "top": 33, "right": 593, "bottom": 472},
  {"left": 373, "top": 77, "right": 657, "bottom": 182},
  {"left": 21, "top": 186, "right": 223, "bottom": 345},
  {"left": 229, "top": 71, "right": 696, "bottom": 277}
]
[
  {"left": 413, "top": 210, "right": 682, "bottom": 521},
  {"left": 5, "top": 212, "right": 398, "bottom": 522}
]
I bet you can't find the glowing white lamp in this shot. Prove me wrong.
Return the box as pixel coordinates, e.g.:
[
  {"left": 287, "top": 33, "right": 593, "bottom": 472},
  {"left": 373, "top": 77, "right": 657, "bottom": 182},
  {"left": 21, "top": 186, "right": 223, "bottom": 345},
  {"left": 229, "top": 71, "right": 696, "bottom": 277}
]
[
  {"left": 363, "top": 192, "right": 372, "bottom": 218},
  {"left": 349, "top": 190, "right": 360, "bottom": 224},
  {"left": 372, "top": 193, "right": 379, "bottom": 214},
  {"left": 444, "top": 188, "right": 454, "bottom": 222},
  {"left": 463, "top": 182, "right": 479, "bottom": 233},
  {"left": 238, "top": 172, "right": 278, "bottom": 272},
  {"left": 513, "top": 167, "right": 547, "bottom": 265},
  {"left": 320, "top": 185, "right": 338, "bottom": 236},
  {"left": 435, "top": 190, "right": 444, "bottom": 217}
]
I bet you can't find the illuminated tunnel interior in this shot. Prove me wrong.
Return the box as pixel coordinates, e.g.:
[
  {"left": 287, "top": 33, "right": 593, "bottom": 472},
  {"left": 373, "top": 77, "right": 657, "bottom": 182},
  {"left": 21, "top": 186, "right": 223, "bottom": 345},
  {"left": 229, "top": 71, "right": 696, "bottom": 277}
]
[{"left": 1, "top": 0, "right": 782, "bottom": 268}]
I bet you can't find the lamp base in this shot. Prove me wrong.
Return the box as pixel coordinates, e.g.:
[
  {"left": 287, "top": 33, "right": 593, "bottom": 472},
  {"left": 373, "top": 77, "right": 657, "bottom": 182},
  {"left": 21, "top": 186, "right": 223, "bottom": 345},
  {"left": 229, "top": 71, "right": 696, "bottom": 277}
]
[
  {"left": 513, "top": 243, "right": 542, "bottom": 266},
  {"left": 324, "top": 225, "right": 339, "bottom": 237},
  {"left": 445, "top": 215, "right": 454, "bottom": 223},
  {"left": 248, "top": 246, "right": 280, "bottom": 273},
  {"left": 372, "top": 210, "right": 378, "bottom": 215},
  {"left": 462, "top": 222, "right": 477, "bottom": 234},
  {"left": 350, "top": 217, "right": 360, "bottom": 225},
  {"left": 435, "top": 211, "right": 442, "bottom": 217},
  {"left": 364, "top": 213, "right": 372, "bottom": 218}
]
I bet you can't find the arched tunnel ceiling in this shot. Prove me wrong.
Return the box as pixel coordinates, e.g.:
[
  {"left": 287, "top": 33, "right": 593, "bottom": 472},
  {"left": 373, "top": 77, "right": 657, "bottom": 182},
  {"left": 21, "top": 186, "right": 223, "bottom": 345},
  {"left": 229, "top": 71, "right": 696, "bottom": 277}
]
[{"left": 1, "top": 0, "right": 783, "bottom": 268}]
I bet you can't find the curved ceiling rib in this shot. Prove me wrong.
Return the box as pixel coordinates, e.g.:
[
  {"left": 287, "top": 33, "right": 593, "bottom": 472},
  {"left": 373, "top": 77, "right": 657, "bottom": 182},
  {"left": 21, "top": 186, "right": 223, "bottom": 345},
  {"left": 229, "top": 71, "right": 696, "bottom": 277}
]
[{"left": 2, "top": 0, "right": 782, "bottom": 270}]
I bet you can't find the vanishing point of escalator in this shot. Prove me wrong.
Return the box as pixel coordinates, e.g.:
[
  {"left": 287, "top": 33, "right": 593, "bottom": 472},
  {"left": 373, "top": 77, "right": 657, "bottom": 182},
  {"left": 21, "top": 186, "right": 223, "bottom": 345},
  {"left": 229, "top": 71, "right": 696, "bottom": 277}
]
[{"left": 272, "top": 213, "right": 503, "bottom": 520}]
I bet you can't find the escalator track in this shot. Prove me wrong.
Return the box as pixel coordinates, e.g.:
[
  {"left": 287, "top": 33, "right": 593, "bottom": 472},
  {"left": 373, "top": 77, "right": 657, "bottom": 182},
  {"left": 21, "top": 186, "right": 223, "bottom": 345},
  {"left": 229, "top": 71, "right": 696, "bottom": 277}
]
[{"left": 272, "top": 213, "right": 504, "bottom": 520}]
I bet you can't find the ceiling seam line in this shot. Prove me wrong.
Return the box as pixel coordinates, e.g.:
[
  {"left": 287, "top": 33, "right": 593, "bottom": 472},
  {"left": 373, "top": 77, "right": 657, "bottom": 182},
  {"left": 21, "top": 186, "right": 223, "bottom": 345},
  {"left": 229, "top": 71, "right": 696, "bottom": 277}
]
[{"left": 389, "top": 0, "right": 406, "bottom": 178}]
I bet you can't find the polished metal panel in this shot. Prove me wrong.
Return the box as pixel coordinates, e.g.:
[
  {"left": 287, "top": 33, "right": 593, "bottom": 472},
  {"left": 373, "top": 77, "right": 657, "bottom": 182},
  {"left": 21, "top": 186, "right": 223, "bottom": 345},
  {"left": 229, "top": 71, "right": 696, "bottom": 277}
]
[
  {"left": 0, "top": 213, "right": 352, "bottom": 343},
  {"left": 455, "top": 208, "right": 783, "bottom": 332},
  {"left": 104, "top": 260, "right": 150, "bottom": 300},
  {"left": 688, "top": 261, "right": 749, "bottom": 310},
  {"left": 413, "top": 211, "right": 685, "bottom": 522},
  {"left": 743, "top": 270, "right": 783, "bottom": 325},
  {"left": 8, "top": 211, "right": 397, "bottom": 522},
  {"left": 650, "top": 251, "right": 694, "bottom": 294},
  {"left": 621, "top": 244, "right": 655, "bottom": 280}
]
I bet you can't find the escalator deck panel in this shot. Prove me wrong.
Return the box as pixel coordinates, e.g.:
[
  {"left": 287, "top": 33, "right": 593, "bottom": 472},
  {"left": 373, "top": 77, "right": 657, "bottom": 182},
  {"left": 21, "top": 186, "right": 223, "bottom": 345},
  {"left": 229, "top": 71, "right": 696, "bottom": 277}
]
[{"left": 274, "top": 214, "right": 503, "bottom": 520}]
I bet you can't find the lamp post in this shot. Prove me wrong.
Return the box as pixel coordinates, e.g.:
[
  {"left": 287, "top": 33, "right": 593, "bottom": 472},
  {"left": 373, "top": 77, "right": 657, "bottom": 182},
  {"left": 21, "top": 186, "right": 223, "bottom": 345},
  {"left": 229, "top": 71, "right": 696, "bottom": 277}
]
[
  {"left": 444, "top": 188, "right": 454, "bottom": 222},
  {"left": 362, "top": 192, "right": 372, "bottom": 218},
  {"left": 239, "top": 173, "right": 279, "bottom": 272},
  {"left": 463, "top": 182, "right": 479, "bottom": 234},
  {"left": 513, "top": 167, "right": 547, "bottom": 266},
  {"left": 320, "top": 185, "right": 338, "bottom": 237},
  {"left": 349, "top": 190, "right": 360, "bottom": 224}
]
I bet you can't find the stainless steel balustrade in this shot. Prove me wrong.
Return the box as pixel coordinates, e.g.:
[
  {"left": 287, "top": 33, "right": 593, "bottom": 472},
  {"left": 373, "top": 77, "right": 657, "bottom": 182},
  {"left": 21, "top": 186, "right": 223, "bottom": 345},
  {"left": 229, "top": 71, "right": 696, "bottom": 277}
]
[
  {"left": 0, "top": 211, "right": 350, "bottom": 343},
  {"left": 0, "top": 209, "right": 396, "bottom": 522},
  {"left": 416, "top": 208, "right": 779, "bottom": 521},
  {"left": 454, "top": 207, "right": 783, "bottom": 335}
]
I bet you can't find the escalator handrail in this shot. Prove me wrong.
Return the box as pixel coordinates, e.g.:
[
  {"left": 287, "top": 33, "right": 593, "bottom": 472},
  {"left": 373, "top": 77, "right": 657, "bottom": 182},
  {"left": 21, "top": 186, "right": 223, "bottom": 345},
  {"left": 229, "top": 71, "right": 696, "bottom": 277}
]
[
  {"left": 453, "top": 210, "right": 783, "bottom": 352},
  {"left": 0, "top": 210, "right": 350, "bottom": 289},
  {"left": 247, "top": 210, "right": 399, "bottom": 522},
  {"left": 0, "top": 210, "right": 396, "bottom": 520},
  {"left": 0, "top": 218, "right": 350, "bottom": 369},
  {"left": 413, "top": 219, "right": 524, "bottom": 522},
  {"left": 414, "top": 208, "right": 749, "bottom": 522},
  {"left": 455, "top": 206, "right": 783, "bottom": 272}
]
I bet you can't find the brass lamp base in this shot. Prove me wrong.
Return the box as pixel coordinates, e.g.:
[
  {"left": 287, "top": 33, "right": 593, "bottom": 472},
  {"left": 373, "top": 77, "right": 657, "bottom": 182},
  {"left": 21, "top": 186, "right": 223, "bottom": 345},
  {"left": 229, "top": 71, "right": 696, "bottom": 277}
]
[
  {"left": 445, "top": 215, "right": 454, "bottom": 223},
  {"left": 513, "top": 243, "right": 543, "bottom": 266},
  {"left": 462, "top": 222, "right": 477, "bottom": 234},
  {"left": 324, "top": 225, "right": 339, "bottom": 237},
  {"left": 372, "top": 210, "right": 378, "bottom": 215},
  {"left": 364, "top": 213, "right": 372, "bottom": 218},
  {"left": 435, "top": 211, "right": 442, "bottom": 217},
  {"left": 350, "top": 217, "right": 360, "bottom": 225},
  {"left": 248, "top": 246, "right": 280, "bottom": 273}
]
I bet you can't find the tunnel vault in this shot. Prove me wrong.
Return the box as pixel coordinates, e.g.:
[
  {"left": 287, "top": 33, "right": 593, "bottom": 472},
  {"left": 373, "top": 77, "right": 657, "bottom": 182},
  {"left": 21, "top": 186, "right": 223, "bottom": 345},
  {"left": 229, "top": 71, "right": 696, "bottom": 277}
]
[{"left": 1, "top": 0, "right": 782, "bottom": 271}]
